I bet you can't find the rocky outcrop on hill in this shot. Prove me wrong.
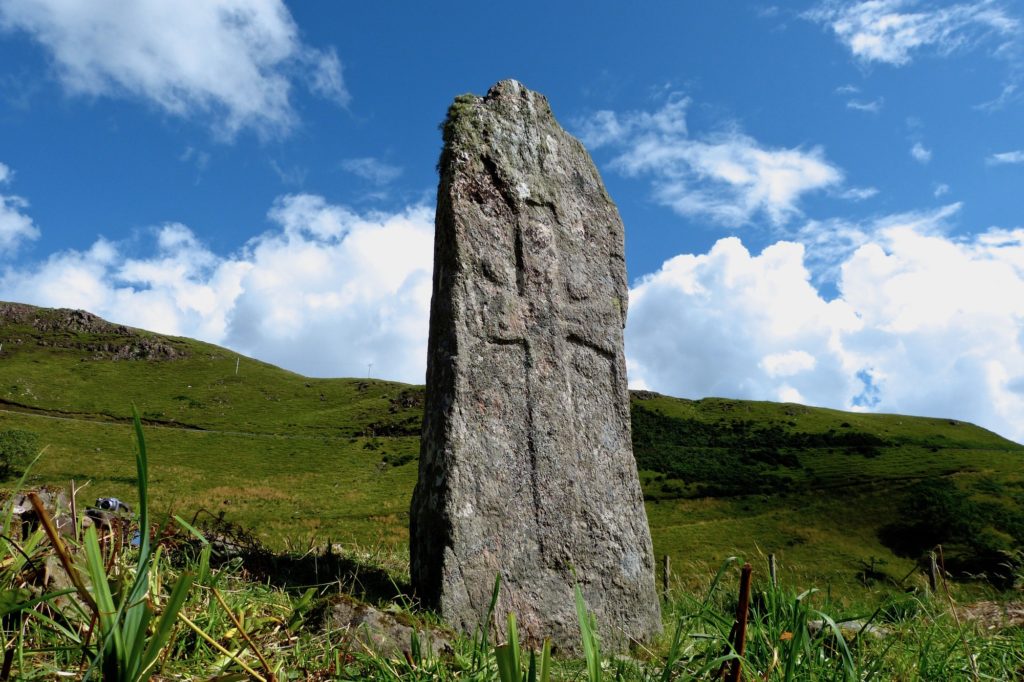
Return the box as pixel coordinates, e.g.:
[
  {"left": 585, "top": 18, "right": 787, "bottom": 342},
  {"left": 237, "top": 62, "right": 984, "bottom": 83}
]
[
  {"left": 410, "top": 80, "right": 661, "bottom": 651},
  {"left": 0, "top": 301, "right": 188, "bottom": 360}
]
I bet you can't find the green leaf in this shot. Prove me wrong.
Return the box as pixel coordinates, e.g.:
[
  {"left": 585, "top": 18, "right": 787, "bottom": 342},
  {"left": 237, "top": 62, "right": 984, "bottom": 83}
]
[
  {"left": 574, "top": 581, "right": 602, "bottom": 682},
  {"left": 138, "top": 572, "right": 194, "bottom": 681},
  {"left": 538, "top": 639, "right": 551, "bottom": 682}
]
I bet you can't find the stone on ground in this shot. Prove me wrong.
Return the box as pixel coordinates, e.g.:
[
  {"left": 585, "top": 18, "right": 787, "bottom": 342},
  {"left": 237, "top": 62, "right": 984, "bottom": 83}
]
[{"left": 410, "top": 79, "right": 661, "bottom": 651}]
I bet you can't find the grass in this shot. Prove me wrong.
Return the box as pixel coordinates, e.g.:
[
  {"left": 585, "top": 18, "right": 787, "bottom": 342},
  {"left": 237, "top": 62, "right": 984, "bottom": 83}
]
[
  {"left": 0, "top": 410, "right": 1019, "bottom": 678},
  {"left": 2, "top": 300, "right": 1023, "bottom": 606},
  {"left": 5, "top": 485, "right": 1022, "bottom": 679}
]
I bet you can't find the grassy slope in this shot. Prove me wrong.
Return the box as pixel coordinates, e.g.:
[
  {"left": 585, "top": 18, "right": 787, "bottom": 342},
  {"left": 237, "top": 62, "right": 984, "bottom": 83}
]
[
  {"left": 2, "top": 301, "right": 1022, "bottom": 599},
  {"left": 633, "top": 395, "right": 1024, "bottom": 597}
]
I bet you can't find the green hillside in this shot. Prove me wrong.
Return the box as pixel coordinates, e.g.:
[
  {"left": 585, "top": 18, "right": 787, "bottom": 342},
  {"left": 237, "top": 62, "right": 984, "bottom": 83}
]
[{"left": 2, "top": 301, "right": 1022, "bottom": 597}]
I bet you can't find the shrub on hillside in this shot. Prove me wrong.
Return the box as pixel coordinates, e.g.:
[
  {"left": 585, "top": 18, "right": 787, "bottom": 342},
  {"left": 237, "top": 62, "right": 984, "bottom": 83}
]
[
  {"left": 879, "top": 477, "right": 1024, "bottom": 587},
  {"left": 0, "top": 429, "right": 38, "bottom": 478}
]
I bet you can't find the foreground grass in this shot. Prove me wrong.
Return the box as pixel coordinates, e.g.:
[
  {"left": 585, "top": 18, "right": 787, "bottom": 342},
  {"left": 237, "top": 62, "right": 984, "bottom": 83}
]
[
  {"left": 5, "top": 522, "right": 1022, "bottom": 680},
  {"left": 0, "top": 416, "right": 1019, "bottom": 680}
]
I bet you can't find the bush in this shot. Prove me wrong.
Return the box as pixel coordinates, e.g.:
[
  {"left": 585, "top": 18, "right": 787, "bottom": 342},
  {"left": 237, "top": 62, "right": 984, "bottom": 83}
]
[
  {"left": 879, "top": 477, "right": 1024, "bottom": 586},
  {"left": 0, "top": 429, "right": 38, "bottom": 478}
]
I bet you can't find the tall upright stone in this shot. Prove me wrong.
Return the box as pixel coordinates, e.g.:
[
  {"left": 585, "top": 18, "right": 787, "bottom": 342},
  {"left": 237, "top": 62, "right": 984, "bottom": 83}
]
[{"left": 410, "top": 80, "right": 661, "bottom": 651}]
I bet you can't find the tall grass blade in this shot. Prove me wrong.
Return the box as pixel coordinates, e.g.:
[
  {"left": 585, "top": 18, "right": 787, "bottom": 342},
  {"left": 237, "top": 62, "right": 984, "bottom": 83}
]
[
  {"left": 538, "top": 638, "right": 551, "bottom": 682},
  {"left": 506, "top": 612, "right": 521, "bottom": 679},
  {"left": 814, "top": 611, "right": 856, "bottom": 680},
  {"left": 494, "top": 612, "right": 520, "bottom": 682},
  {"left": 494, "top": 643, "right": 516, "bottom": 682},
  {"left": 174, "top": 515, "right": 213, "bottom": 585},
  {"left": 658, "top": 616, "right": 686, "bottom": 682},
  {"left": 82, "top": 525, "right": 124, "bottom": 679},
  {"left": 574, "top": 581, "right": 601, "bottom": 682},
  {"left": 126, "top": 407, "right": 152, "bottom": 610},
  {"left": 138, "top": 572, "right": 194, "bottom": 678},
  {"left": 473, "top": 572, "right": 503, "bottom": 671}
]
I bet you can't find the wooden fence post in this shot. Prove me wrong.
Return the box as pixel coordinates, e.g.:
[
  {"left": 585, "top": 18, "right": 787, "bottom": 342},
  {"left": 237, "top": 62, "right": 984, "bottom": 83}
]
[{"left": 726, "top": 563, "right": 753, "bottom": 682}]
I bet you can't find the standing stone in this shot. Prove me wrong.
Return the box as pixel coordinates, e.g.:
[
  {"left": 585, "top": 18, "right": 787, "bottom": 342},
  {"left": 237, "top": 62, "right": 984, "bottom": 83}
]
[{"left": 410, "top": 80, "right": 661, "bottom": 651}]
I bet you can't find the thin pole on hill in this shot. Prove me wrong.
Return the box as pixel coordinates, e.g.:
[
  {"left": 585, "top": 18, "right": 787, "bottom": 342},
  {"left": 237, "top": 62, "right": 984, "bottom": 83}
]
[
  {"left": 235, "top": 357, "right": 240, "bottom": 375},
  {"left": 928, "top": 551, "right": 938, "bottom": 592},
  {"left": 69, "top": 480, "right": 78, "bottom": 543},
  {"left": 769, "top": 553, "right": 777, "bottom": 588},
  {"left": 662, "top": 554, "right": 670, "bottom": 600}
]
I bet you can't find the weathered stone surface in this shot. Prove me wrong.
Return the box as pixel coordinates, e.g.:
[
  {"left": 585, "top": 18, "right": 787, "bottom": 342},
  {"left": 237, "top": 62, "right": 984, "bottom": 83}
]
[
  {"left": 324, "top": 596, "right": 453, "bottom": 660},
  {"left": 410, "top": 80, "right": 661, "bottom": 651}
]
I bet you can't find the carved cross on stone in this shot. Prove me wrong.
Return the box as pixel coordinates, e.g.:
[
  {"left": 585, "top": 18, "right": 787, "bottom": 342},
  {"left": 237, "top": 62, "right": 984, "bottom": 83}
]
[{"left": 410, "top": 80, "right": 661, "bottom": 652}]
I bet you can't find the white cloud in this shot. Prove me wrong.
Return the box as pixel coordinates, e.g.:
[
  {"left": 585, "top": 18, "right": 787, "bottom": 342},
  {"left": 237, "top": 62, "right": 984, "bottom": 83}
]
[
  {"left": 4, "top": 184, "right": 1022, "bottom": 442},
  {"left": 627, "top": 214, "right": 1024, "bottom": 443},
  {"left": 576, "top": 97, "right": 690, "bottom": 149},
  {"left": 0, "top": 196, "right": 433, "bottom": 382},
  {"left": 846, "top": 97, "right": 884, "bottom": 112},
  {"left": 834, "top": 83, "right": 883, "bottom": 112},
  {"left": 761, "top": 350, "right": 818, "bottom": 377},
  {"left": 304, "top": 47, "right": 349, "bottom": 108},
  {"left": 627, "top": 238, "right": 861, "bottom": 406},
  {"left": 934, "top": 182, "right": 951, "bottom": 196},
  {"left": 837, "top": 186, "right": 880, "bottom": 200},
  {"left": 581, "top": 100, "right": 845, "bottom": 227},
  {"left": 910, "top": 142, "right": 932, "bottom": 163},
  {"left": 807, "top": 0, "right": 1019, "bottom": 66},
  {"left": 795, "top": 202, "right": 962, "bottom": 276},
  {"left": 179, "top": 146, "right": 210, "bottom": 173},
  {"left": 269, "top": 161, "right": 308, "bottom": 187},
  {"left": 0, "top": 161, "right": 40, "bottom": 256},
  {"left": 0, "top": 0, "right": 348, "bottom": 137},
  {"left": 974, "top": 82, "right": 1019, "bottom": 111},
  {"left": 341, "top": 157, "right": 404, "bottom": 185},
  {"left": 987, "top": 150, "right": 1024, "bottom": 165}
]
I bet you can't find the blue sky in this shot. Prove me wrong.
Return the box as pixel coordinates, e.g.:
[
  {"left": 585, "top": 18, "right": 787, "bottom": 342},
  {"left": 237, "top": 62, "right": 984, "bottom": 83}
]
[{"left": 0, "top": 1, "right": 1022, "bottom": 442}]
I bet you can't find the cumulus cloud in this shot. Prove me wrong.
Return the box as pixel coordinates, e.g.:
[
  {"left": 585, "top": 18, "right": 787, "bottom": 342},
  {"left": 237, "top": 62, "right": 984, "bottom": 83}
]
[
  {"left": 987, "top": 150, "right": 1024, "bottom": 165},
  {"left": 795, "top": 202, "right": 962, "bottom": 277},
  {"left": 578, "top": 99, "right": 845, "bottom": 227},
  {"left": 910, "top": 142, "right": 932, "bottom": 163},
  {"left": 3, "top": 183, "right": 1021, "bottom": 442},
  {"left": 807, "top": 0, "right": 1018, "bottom": 66},
  {"left": 761, "top": 350, "right": 818, "bottom": 377},
  {"left": 627, "top": 213, "right": 1024, "bottom": 443},
  {"left": 0, "top": 161, "right": 40, "bottom": 256},
  {"left": 0, "top": 0, "right": 348, "bottom": 137},
  {"left": 626, "top": 239, "right": 861, "bottom": 407},
  {"left": 0, "top": 196, "right": 434, "bottom": 381}
]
